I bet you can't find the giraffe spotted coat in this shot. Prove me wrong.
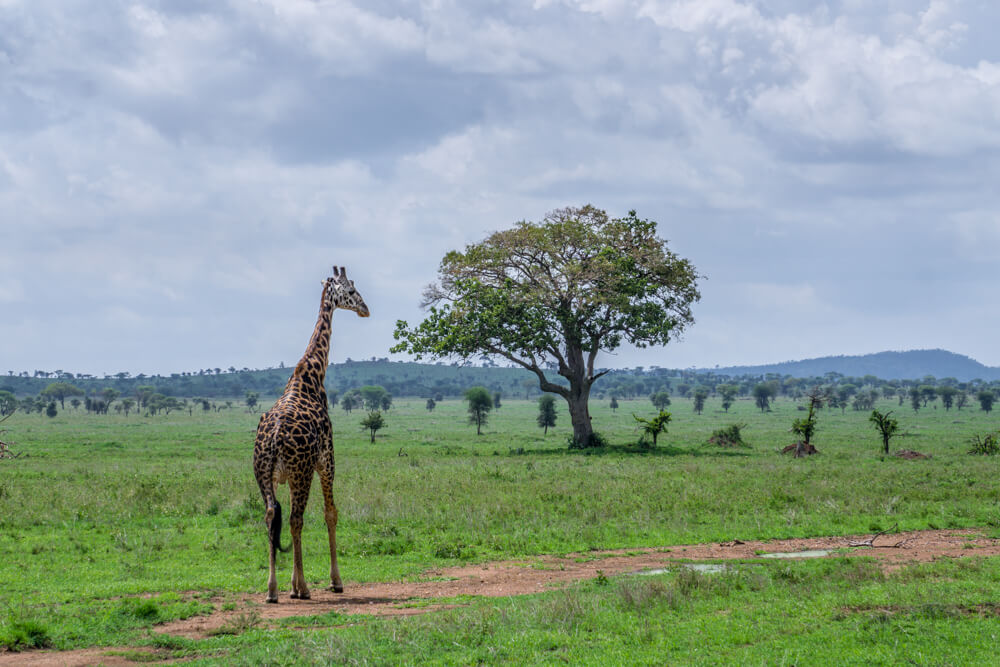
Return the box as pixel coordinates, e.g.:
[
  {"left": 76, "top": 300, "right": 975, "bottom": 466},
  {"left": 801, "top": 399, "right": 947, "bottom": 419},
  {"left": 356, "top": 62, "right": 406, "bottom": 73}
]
[{"left": 252, "top": 267, "right": 369, "bottom": 603}]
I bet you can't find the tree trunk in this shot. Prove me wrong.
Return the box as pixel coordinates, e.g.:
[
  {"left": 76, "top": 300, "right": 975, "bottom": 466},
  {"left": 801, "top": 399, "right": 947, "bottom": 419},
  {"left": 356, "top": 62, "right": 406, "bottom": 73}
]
[{"left": 566, "top": 382, "right": 594, "bottom": 447}]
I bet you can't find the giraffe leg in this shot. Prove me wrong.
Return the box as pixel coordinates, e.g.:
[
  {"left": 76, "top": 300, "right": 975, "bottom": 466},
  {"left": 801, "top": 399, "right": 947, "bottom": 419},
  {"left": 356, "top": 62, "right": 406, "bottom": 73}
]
[
  {"left": 264, "top": 504, "right": 279, "bottom": 603},
  {"left": 319, "top": 472, "right": 343, "bottom": 593},
  {"left": 288, "top": 476, "right": 312, "bottom": 600}
]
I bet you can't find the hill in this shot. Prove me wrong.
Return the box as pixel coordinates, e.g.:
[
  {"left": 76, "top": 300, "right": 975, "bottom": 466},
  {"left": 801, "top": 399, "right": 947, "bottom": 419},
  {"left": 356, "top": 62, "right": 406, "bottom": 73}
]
[
  {"left": 707, "top": 349, "right": 1000, "bottom": 382},
  {"left": 4, "top": 349, "right": 999, "bottom": 402}
]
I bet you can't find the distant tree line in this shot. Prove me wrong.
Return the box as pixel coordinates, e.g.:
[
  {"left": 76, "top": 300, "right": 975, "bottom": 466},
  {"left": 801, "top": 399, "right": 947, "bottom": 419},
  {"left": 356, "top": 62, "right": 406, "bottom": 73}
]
[{"left": 6, "top": 363, "right": 1000, "bottom": 424}]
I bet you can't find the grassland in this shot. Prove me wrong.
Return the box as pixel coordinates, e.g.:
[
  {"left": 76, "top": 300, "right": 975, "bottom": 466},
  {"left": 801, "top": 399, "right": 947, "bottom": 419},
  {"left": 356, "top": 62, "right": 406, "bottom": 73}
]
[{"left": 1, "top": 395, "right": 999, "bottom": 664}]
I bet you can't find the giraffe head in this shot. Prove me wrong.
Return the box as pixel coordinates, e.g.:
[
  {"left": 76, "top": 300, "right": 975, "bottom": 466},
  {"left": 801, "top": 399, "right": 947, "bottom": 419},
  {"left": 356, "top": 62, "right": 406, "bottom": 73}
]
[{"left": 325, "top": 266, "right": 370, "bottom": 317}]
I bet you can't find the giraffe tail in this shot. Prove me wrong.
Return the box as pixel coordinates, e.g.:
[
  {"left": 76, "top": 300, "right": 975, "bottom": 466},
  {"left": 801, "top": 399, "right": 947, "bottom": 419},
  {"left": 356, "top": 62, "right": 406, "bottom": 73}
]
[
  {"left": 269, "top": 499, "right": 291, "bottom": 554},
  {"left": 264, "top": 414, "right": 290, "bottom": 554}
]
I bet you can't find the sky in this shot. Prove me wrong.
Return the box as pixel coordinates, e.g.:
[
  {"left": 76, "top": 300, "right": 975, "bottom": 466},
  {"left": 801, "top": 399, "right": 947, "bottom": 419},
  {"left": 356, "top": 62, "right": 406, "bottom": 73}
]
[{"left": 3, "top": 0, "right": 1000, "bottom": 377}]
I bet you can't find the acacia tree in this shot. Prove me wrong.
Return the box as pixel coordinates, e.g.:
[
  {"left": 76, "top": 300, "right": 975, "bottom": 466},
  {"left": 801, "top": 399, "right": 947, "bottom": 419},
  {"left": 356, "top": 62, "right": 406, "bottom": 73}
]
[
  {"left": 392, "top": 206, "right": 700, "bottom": 448},
  {"left": 40, "top": 382, "right": 84, "bottom": 409},
  {"left": 978, "top": 390, "right": 995, "bottom": 413},
  {"left": 718, "top": 384, "right": 737, "bottom": 413},
  {"left": 465, "top": 386, "right": 492, "bottom": 435},
  {"left": 340, "top": 391, "right": 360, "bottom": 414},
  {"left": 0, "top": 390, "right": 15, "bottom": 416},
  {"left": 790, "top": 388, "right": 826, "bottom": 457},
  {"left": 537, "top": 395, "right": 557, "bottom": 435},
  {"left": 869, "top": 409, "right": 899, "bottom": 455},
  {"left": 360, "top": 411, "right": 386, "bottom": 443},
  {"left": 633, "top": 409, "right": 671, "bottom": 448},
  {"left": 692, "top": 387, "right": 708, "bottom": 415},
  {"left": 939, "top": 386, "right": 957, "bottom": 411},
  {"left": 753, "top": 383, "right": 775, "bottom": 413},
  {"left": 359, "top": 385, "right": 389, "bottom": 411},
  {"left": 650, "top": 391, "right": 671, "bottom": 411}
]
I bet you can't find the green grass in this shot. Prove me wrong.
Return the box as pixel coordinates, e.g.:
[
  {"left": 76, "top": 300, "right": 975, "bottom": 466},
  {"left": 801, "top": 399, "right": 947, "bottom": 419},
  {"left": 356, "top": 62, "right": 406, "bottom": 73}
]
[
  {"left": 1, "top": 395, "right": 999, "bottom": 661},
  {"left": 203, "top": 557, "right": 1000, "bottom": 666}
]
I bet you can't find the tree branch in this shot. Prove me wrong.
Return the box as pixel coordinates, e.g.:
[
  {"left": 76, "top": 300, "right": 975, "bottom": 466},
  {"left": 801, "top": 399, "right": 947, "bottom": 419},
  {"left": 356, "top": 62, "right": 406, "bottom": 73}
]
[
  {"left": 486, "top": 345, "right": 570, "bottom": 399},
  {"left": 847, "top": 523, "right": 901, "bottom": 548}
]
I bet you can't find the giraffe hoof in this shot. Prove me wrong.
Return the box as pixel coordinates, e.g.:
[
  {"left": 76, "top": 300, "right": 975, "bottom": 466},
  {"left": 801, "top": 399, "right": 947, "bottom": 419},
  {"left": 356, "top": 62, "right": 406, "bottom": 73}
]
[
  {"left": 290, "top": 592, "right": 300, "bottom": 599},
  {"left": 332, "top": 585, "right": 344, "bottom": 594},
  {"left": 265, "top": 596, "right": 278, "bottom": 604}
]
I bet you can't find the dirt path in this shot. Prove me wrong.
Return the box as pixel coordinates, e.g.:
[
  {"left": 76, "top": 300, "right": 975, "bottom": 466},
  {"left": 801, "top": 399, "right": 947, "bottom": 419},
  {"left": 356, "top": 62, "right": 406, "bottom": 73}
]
[{"left": 6, "top": 528, "right": 999, "bottom": 665}]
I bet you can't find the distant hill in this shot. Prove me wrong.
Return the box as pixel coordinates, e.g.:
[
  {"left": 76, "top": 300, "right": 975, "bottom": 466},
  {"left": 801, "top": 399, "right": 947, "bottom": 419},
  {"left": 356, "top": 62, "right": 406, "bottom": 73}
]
[
  {"left": 5, "top": 349, "right": 999, "bottom": 401},
  {"left": 707, "top": 349, "right": 1000, "bottom": 382}
]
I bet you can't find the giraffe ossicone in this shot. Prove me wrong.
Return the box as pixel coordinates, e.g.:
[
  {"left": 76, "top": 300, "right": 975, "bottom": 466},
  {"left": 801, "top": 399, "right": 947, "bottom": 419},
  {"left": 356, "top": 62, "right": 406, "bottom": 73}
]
[{"left": 252, "top": 266, "right": 369, "bottom": 603}]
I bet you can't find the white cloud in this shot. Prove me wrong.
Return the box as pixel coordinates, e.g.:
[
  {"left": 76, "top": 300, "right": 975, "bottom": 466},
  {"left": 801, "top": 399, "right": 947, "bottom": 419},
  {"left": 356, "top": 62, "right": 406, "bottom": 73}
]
[
  {"left": 3, "top": 0, "right": 1000, "bottom": 373},
  {"left": 239, "top": 0, "right": 424, "bottom": 71}
]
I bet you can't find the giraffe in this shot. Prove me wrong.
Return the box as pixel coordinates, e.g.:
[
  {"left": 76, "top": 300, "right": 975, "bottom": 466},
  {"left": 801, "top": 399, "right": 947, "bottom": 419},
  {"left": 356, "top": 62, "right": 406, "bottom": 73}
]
[{"left": 253, "top": 266, "right": 369, "bottom": 603}]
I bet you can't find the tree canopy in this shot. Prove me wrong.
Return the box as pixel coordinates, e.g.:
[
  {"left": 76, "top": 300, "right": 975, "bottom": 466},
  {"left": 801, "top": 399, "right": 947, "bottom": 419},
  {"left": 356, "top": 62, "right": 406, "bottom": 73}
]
[
  {"left": 464, "top": 386, "right": 493, "bottom": 435},
  {"left": 392, "top": 205, "right": 700, "bottom": 447}
]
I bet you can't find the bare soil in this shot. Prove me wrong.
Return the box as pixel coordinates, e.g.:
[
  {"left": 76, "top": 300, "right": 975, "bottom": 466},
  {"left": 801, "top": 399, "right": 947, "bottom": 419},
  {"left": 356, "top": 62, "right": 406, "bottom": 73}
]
[
  {"left": 894, "top": 449, "right": 931, "bottom": 459},
  {"left": 5, "top": 528, "right": 999, "bottom": 666}
]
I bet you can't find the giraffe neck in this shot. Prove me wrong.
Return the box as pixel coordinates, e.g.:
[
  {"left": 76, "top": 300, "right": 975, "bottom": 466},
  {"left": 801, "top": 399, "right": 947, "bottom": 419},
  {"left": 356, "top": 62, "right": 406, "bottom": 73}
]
[{"left": 291, "top": 290, "right": 334, "bottom": 393}]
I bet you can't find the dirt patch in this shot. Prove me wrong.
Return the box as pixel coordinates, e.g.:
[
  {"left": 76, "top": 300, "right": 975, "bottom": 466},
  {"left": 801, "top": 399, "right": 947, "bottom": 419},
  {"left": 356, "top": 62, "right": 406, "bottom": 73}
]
[
  {"left": 894, "top": 449, "right": 931, "bottom": 459},
  {"left": 5, "top": 528, "right": 999, "bottom": 665},
  {"left": 0, "top": 647, "right": 177, "bottom": 666},
  {"left": 155, "top": 528, "right": 1000, "bottom": 638},
  {"left": 780, "top": 442, "right": 818, "bottom": 456}
]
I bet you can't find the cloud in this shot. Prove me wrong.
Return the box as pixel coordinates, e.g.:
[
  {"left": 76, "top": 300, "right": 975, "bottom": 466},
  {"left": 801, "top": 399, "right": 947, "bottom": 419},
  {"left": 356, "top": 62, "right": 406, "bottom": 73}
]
[{"left": 3, "top": 0, "right": 1000, "bottom": 374}]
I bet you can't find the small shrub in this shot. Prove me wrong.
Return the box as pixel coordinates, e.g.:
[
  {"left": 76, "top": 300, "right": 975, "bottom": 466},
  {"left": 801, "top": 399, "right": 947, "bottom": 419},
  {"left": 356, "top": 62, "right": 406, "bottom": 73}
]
[
  {"left": 707, "top": 423, "right": 749, "bottom": 448},
  {"left": 0, "top": 617, "right": 52, "bottom": 651},
  {"left": 568, "top": 431, "right": 608, "bottom": 449},
  {"left": 354, "top": 526, "right": 414, "bottom": 556},
  {"left": 969, "top": 432, "right": 1000, "bottom": 455},
  {"left": 120, "top": 598, "right": 161, "bottom": 622},
  {"left": 433, "top": 540, "right": 475, "bottom": 560},
  {"left": 633, "top": 410, "right": 671, "bottom": 448},
  {"left": 207, "top": 610, "right": 261, "bottom": 637}
]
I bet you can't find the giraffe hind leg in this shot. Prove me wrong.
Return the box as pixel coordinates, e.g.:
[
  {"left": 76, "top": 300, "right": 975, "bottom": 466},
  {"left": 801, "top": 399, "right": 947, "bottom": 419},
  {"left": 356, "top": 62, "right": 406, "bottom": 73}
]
[
  {"left": 264, "top": 502, "right": 279, "bottom": 603},
  {"left": 256, "top": 457, "right": 282, "bottom": 603},
  {"left": 288, "top": 476, "right": 312, "bottom": 600},
  {"left": 269, "top": 500, "right": 290, "bottom": 553}
]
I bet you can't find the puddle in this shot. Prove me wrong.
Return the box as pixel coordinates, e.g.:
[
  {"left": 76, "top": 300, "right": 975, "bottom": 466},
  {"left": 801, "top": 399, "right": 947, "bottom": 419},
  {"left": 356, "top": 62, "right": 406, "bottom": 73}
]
[
  {"left": 759, "top": 549, "right": 833, "bottom": 559},
  {"left": 638, "top": 563, "right": 729, "bottom": 576}
]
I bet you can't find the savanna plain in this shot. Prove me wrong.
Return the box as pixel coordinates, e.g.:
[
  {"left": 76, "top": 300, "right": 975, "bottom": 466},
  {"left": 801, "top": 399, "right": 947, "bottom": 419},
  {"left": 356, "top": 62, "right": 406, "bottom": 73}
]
[{"left": 1, "top": 396, "right": 999, "bottom": 665}]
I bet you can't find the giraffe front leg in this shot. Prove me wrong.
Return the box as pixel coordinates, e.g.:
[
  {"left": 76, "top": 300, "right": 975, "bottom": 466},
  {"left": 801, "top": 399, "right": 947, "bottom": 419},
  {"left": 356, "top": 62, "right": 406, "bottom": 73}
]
[
  {"left": 320, "top": 475, "right": 343, "bottom": 593},
  {"left": 288, "top": 478, "right": 311, "bottom": 600}
]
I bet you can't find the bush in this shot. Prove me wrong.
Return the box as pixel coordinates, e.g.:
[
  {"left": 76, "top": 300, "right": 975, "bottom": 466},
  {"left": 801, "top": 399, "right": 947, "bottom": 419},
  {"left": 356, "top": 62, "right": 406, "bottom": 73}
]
[
  {"left": 433, "top": 539, "right": 475, "bottom": 560},
  {"left": 969, "top": 432, "right": 1000, "bottom": 456},
  {"left": 0, "top": 617, "right": 52, "bottom": 651},
  {"left": 707, "top": 423, "right": 749, "bottom": 448},
  {"left": 568, "top": 431, "right": 608, "bottom": 450}
]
